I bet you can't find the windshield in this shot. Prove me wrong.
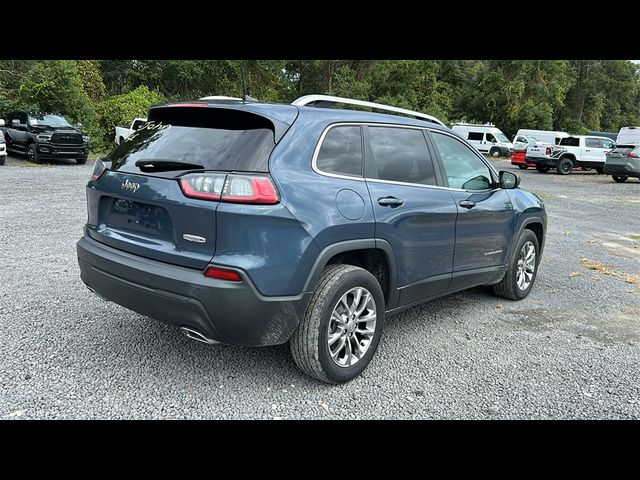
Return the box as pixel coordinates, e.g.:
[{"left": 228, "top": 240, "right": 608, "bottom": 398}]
[
  {"left": 28, "top": 114, "right": 72, "bottom": 128},
  {"left": 526, "top": 136, "right": 538, "bottom": 142},
  {"left": 495, "top": 132, "right": 509, "bottom": 142}
]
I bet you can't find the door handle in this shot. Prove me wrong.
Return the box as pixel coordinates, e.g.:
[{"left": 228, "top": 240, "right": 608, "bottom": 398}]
[
  {"left": 585, "top": 149, "right": 590, "bottom": 152},
  {"left": 378, "top": 197, "right": 404, "bottom": 208},
  {"left": 459, "top": 200, "right": 476, "bottom": 209}
]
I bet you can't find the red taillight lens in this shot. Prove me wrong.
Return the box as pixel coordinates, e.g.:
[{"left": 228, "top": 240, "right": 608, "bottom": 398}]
[
  {"left": 627, "top": 152, "right": 639, "bottom": 158},
  {"left": 545, "top": 147, "right": 552, "bottom": 156},
  {"left": 204, "top": 266, "right": 242, "bottom": 282},
  {"left": 90, "top": 158, "right": 109, "bottom": 181},
  {"left": 179, "top": 173, "right": 279, "bottom": 205},
  {"left": 179, "top": 173, "right": 226, "bottom": 200}
]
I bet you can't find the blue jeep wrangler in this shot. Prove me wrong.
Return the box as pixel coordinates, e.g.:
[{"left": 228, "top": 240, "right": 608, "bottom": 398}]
[{"left": 77, "top": 95, "right": 546, "bottom": 383}]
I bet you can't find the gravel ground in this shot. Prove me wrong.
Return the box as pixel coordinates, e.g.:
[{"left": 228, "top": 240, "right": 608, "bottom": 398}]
[{"left": 1, "top": 154, "right": 639, "bottom": 419}]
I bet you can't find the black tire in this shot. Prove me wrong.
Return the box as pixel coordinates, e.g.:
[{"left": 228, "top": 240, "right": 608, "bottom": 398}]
[
  {"left": 26, "top": 143, "right": 40, "bottom": 164},
  {"left": 535, "top": 165, "right": 550, "bottom": 173},
  {"left": 76, "top": 156, "right": 88, "bottom": 165},
  {"left": 557, "top": 157, "right": 573, "bottom": 175},
  {"left": 490, "top": 148, "right": 501, "bottom": 158},
  {"left": 492, "top": 229, "right": 540, "bottom": 301},
  {"left": 119, "top": 137, "right": 124, "bottom": 145},
  {"left": 518, "top": 164, "right": 527, "bottom": 170},
  {"left": 0, "top": 155, "right": 5, "bottom": 166},
  {"left": 290, "top": 264, "right": 385, "bottom": 384},
  {"left": 612, "top": 175, "right": 628, "bottom": 183},
  {"left": 595, "top": 167, "right": 604, "bottom": 174}
]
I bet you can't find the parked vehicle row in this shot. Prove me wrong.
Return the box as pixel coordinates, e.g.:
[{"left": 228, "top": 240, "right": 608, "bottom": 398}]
[
  {"left": 0, "top": 111, "right": 89, "bottom": 164},
  {"left": 451, "top": 123, "right": 514, "bottom": 158},
  {"left": 77, "top": 94, "right": 546, "bottom": 383},
  {"left": 526, "top": 134, "right": 614, "bottom": 175},
  {"left": 0, "top": 121, "right": 6, "bottom": 165}
]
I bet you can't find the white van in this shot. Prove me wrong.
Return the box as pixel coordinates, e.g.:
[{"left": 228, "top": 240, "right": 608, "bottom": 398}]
[
  {"left": 513, "top": 129, "right": 569, "bottom": 150},
  {"left": 616, "top": 126, "right": 640, "bottom": 145},
  {"left": 451, "top": 123, "right": 514, "bottom": 157}
]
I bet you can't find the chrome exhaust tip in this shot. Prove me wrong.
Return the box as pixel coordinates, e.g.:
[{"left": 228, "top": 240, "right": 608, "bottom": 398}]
[{"left": 180, "top": 326, "right": 220, "bottom": 345}]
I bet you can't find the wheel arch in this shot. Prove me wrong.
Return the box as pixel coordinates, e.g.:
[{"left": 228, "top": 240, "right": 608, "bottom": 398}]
[{"left": 303, "top": 239, "right": 399, "bottom": 310}]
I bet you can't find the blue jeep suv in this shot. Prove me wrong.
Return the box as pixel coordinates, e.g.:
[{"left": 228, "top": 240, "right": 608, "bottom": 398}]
[{"left": 77, "top": 95, "right": 546, "bottom": 383}]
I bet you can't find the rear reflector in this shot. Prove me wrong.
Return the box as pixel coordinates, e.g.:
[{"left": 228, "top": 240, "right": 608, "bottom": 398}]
[
  {"left": 204, "top": 267, "right": 242, "bottom": 282},
  {"left": 179, "top": 173, "right": 279, "bottom": 205}
]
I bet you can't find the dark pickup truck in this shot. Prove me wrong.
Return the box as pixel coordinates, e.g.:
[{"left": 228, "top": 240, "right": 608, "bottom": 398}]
[{"left": 1, "top": 111, "right": 89, "bottom": 164}]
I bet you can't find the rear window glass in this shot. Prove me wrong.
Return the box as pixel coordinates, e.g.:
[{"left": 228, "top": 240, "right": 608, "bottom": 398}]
[
  {"left": 316, "top": 126, "right": 363, "bottom": 177},
  {"left": 611, "top": 146, "right": 638, "bottom": 154},
  {"left": 467, "top": 132, "right": 483, "bottom": 141},
  {"left": 585, "top": 138, "right": 600, "bottom": 148},
  {"left": 560, "top": 137, "right": 580, "bottom": 147},
  {"left": 109, "top": 108, "right": 275, "bottom": 173}
]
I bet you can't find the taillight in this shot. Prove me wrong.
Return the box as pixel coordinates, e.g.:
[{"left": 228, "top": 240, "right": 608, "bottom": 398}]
[
  {"left": 179, "top": 173, "right": 279, "bottom": 205},
  {"left": 90, "top": 158, "right": 110, "bottom": 181},
  {"left": 545, "top": 146, "right": 552, "bottom": 156},
  {"left": 204, "top": 266, "right": 242, "bottom": 282},
  {"left": 627, "top": 152, "right": 639, "bottom": 158}
]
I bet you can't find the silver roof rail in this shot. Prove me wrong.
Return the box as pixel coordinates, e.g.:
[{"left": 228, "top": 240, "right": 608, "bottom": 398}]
[
  {"left": 291, "top": 94, "right": 445, "bottom": 126},
  {"left": 199, "top": 95, "right": 243, "bottom": 102}
]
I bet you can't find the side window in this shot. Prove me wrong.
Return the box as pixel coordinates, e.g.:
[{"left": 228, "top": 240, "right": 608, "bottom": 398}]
[
  {"left": 431, "top": 132, "right": 494, "bottom": 191},
  {"left": 467, "top": 131, "right": 483, "bottom": 141},
  {"left": 601, "top": 139, "right": 614, "bottom": 149},
  {"left": 486, "top": 133, "right": 496, "bottom": 143},
  {"left": 20, "top": 113, "right": 28, "bottom": 125},
  {"left": 367, "top": 127, "right": 437, "bottom": 186},
  {"left": 516, "top": 136, "right": 527, "bottom": 143},
  {"left": 316, "top": 126, "right": 363, "bottom": 177},
  {"left": 585, "top": 138, "right": 600, "bottom": 148},
  {"left": 132, "top": 120, "right": 145, "bottom": 130}
]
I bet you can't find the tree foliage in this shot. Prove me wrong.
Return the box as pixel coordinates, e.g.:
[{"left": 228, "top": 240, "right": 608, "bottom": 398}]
[{"left": 1, "top": 60, "right": 640, "bottom": 153}]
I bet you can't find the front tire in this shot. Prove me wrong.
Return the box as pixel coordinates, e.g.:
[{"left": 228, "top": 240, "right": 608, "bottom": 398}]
[
  {"left": 595, "top": 167, "right": 604, "bottom": 174},
  {"left": 76, "top": 156, "right": 88, "bottom": 165},
  {"left": 518, "top": 164, "right": 527, "bottom": 170},
  {"left": 557, "top": 157, "right": 573, "bottom": 175},
  {"left": 0, "top": 155, "right": 5, "bottom": 166},
  {"left": 290, "top": 264, "right": 385, "bottom": 384},
  {"left": 536, "top": 165, "right": 550, "bottom": 173},
  {"left": 490, "top": 148, "right": 501, "bottom": 158},
  {"left": 26, "top": 143, "right": 40, "bottom": 164},
  {"left": 612, "top": 175, "right": 628, "bottom": 183},
  {"left": 492, "top": 229, "right": 540, "bottom": 301}
]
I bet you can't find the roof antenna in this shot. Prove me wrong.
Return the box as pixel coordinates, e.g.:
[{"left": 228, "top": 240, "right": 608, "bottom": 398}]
[{"left": 239, "top": 61, "right": 258, "bottom": 103}]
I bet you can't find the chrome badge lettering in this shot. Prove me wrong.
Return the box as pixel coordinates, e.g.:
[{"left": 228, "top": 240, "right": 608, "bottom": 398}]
[
  {"left": 121, "top": 179, "right": 140, "bottom": 193},
  {"left": 183, "top": 234, "right": 206, "bottom": 243},
  {"left": 484, "top": 250, "right": 503, "bottom": 256}
]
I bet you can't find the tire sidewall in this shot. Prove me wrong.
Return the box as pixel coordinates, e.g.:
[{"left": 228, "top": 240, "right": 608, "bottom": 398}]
[
  {"left": 316, "top": 270, "right": 385, "bottom": 383},
  {"left": 28, "top": 144, "right": 39, "bottom": 163},
  {"left": 558, "top": 158, "right": 572, "bottom": 175},
  {"left": 509, "top": 230, "right": 540, "bottom": 299},
  {"left": 490, "top": 148, "right": 500, "bottom": 158}
]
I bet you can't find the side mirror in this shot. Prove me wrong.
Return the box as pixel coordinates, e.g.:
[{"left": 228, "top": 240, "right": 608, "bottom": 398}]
[
  {"left": 11, "top": 119, "right": 21, "bottom": 126},
  {"left": 492, "top": 139, "right": 498, "bottom": 144},
  {"left": 499, "top": 170, "right": 520, "bottom": 189},
  {"left": 76, "top": 123, "right": 83, "bottom": 130}
]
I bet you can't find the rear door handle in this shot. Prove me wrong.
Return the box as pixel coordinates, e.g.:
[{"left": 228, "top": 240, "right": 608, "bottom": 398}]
[
  {"left": 459, "top": 200, "right": 476, "bottom": 209},
  {"left": 585, "top": 149, "right": 590, "bottom": 152},
  {"left": 378, "top": 196, "right": 404, "bottom": 208}
]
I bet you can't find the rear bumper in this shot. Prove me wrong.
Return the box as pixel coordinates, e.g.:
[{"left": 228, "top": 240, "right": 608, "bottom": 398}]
[
  {"left": 511, "top": 151, "right": 535, "bottom": 166},
  {"left": 526, "top": 155, "right": 556, "bottom": 167},
  {"left": 77, "top": 235, "right": 310, "bottom": 346},
  {"left": 604, "top": 162, "right": 640, "bottom": 177}
]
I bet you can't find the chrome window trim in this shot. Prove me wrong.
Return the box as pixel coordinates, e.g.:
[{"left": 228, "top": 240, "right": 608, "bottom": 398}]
[{"left": 311, "top": 122, "right": 501, "bottom": 193}]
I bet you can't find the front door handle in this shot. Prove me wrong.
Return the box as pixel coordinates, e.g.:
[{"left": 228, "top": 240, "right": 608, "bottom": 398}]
[
  {"left": 585, "top": 149, "right": 591, "bottom": 152},
  {"left": 459, "top": 200, "right": 476, "bottom": 209},
  {"left": 378, "top": 196, "right": 404, "bottom": 208}
]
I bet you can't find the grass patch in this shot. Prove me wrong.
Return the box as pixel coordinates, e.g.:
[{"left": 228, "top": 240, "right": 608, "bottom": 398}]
[{"left": 629, "top": 234, "right": 640, "bottom": 241}]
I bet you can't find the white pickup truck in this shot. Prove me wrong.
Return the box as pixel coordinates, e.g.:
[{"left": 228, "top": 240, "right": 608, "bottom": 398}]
[
  {"left": 525, "top": 135, "right": 615, "bottom": 175},
  {"left": 114, "top": 118, "right": 147, "bottom": 145}
]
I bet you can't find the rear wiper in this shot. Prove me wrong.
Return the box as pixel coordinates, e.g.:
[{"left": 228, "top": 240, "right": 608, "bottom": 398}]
[{"left": 135, "top": 159, "right": 204, "bottom": 171}]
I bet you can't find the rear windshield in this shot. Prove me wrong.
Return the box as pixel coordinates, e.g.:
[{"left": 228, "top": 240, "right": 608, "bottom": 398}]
[
  {"left": 108, "top": 108, "right": 276, "bottom": 174},
  {"left": 560, "top": 137, "right": 580, "bottom": 147},
  {"left": 611, "top": 145, "right": 639, "bottom": 154}
]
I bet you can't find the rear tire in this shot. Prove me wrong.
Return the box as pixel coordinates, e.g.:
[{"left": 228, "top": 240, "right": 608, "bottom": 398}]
[
  {"left": 290, "top": 264, "right": 385, "bottom": 384},
  {"left": 612, "top": 175, "right": 628, "bottom": 183},
  {"left": 490, "top": 148, "right": 501, "bottom": 158},
  {"left": 557, "top": 157, "right": 573, "bottom": 175},
  {"left": 26, "top": 143, "right": 40, "bottom": 164},
  {"left": 535, "top": 165, "right": 550, "bottom": 173},
  {"left": 518, "top": 164, "right": 527, "bottom": 170},
  {"left": 0, "top": 155, "right": 5, "bottom": 166},
  {"left": 492, "top": 229, "right": 540, "bottom": 301},
  {"left": 595, "top": 167, "right": 604, "bottom": 174}
]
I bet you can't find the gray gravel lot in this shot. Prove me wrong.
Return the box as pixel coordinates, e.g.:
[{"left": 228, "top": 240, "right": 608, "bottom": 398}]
[{"left": 1, "top": 154, "right": 639, "bottom": 419}]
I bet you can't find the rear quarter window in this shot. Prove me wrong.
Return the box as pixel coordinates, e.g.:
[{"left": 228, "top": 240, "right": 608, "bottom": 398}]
[{"left": 316, "top": 126, "right": 363, "bottom": 177}]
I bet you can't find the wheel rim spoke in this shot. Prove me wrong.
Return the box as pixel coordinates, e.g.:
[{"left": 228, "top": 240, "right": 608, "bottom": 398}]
[
  {"left": 516, "top": 241, "right": 536, "bottom": 291},
  {"left": 327, "top": 286, "right": 377, "bottom": 368}
]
